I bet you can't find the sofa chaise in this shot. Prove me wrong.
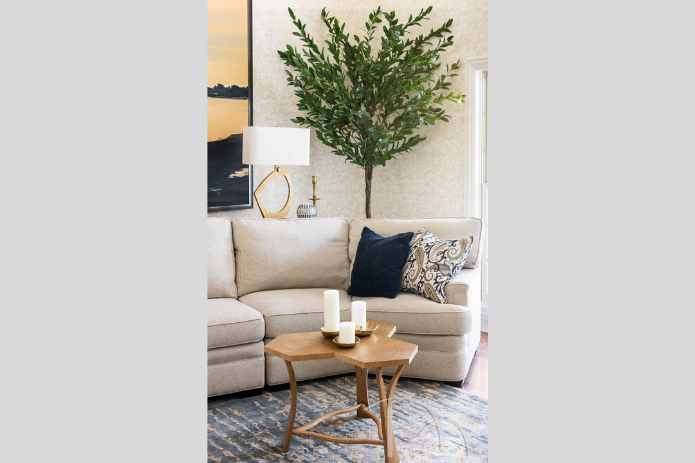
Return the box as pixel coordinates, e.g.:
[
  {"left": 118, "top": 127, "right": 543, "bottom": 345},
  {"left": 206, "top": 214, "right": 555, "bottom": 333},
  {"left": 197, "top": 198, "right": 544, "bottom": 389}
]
[{"left": 207, "top": 216, "right": 484, "bottom": 397}]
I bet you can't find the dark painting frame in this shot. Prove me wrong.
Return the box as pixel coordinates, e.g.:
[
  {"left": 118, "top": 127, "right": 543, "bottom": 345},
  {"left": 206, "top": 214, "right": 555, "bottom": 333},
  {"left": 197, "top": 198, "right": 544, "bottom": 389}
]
[{"left": 207, "top": 0, "right": 254, "bottom": 211}]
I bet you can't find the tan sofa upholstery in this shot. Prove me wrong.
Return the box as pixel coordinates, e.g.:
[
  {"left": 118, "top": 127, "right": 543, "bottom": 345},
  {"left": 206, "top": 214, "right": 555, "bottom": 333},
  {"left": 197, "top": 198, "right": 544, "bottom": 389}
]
[
  {"left": 232, "top": 218, "right": 350, "bottom": 296},
  {"left": 240, "top": 288, "right": 354, "bottom": 385},
  {"left": 207, "top": 299, "right": 264, "bottom": 349},
  {"left": 239, "top": 288, "right": 352, "bottom": 338},
  {"left": 445, "top": 268, "right": 481, "bottom": 308},
  {"left": 207, "top": 217, "right": 237, "bottom": 299},
  {"left": 206, "top": 218, "right": 264, "bottom": 396},
  {"left": 207, "top": 216, "right": 484, "bottom": 395},
  {"left": 350, "top": 292, "right": 474, "bottom": 335}
]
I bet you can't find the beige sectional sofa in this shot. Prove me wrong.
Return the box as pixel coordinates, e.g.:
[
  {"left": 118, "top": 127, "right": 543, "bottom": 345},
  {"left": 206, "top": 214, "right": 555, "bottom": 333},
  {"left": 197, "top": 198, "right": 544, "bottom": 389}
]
[{"left": 207, "top": 216, "right": 484, "bottom": 397}]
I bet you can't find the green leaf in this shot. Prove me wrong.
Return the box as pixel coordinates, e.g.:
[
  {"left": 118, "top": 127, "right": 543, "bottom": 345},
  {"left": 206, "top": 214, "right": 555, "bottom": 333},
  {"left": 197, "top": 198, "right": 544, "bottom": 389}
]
[{"left": 280, "top": 6, "right": 460, "bottom": 194}]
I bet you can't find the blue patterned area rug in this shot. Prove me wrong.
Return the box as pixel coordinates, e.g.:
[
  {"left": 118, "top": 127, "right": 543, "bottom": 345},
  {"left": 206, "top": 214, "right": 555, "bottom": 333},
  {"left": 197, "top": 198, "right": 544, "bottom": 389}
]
[{"left": 208, "top": 375, "right": 488, "bottom": 462}]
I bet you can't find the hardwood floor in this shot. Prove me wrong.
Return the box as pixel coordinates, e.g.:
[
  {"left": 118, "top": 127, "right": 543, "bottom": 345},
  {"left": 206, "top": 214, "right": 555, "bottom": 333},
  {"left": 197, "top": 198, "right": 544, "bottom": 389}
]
[{"left": 461, "top": 331, "right": 488, "bottom": 400}]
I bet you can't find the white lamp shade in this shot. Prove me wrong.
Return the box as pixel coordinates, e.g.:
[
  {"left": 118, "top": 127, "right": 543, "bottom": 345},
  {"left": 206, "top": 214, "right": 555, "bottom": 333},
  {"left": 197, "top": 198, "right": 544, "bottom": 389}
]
[{"left": 242, "top": 126, "right": 310, "bottom": 166}]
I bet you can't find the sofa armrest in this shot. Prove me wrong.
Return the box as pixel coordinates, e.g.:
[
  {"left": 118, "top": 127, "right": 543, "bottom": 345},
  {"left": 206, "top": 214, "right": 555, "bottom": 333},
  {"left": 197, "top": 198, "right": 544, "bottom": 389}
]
[{"left": 445, "top": 267, "right": 481, "bottom": 309}]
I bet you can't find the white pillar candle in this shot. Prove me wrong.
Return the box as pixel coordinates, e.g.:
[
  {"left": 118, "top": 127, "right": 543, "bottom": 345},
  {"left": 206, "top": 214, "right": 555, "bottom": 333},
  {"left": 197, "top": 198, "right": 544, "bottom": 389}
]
[
  {"left": 351, "top": 301, "right": 367, "bottom": 330},
  {"left": 324, "top": 290, "right": 340, "bottom": 331},
  {"left": 339, "top": 321, "right": 355, "bottom": 344}
]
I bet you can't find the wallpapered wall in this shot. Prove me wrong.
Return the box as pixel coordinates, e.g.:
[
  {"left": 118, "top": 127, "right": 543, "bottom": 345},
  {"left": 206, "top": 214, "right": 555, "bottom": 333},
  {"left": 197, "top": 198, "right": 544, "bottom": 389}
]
[{"left": 208, "top": 0, "right": 488, "bottom": 220}]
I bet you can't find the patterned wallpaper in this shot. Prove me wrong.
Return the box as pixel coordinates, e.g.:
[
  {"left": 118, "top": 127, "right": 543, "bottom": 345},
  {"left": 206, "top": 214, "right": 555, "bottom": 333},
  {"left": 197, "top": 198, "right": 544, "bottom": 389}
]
[{"left": 208, "top": 0, "right": 488, "bottom": 220}]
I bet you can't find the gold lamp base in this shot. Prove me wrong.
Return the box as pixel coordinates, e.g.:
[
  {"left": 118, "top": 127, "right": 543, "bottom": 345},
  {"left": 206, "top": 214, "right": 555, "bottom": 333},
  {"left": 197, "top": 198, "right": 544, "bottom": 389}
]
[
  {"left": 309, "top": 175, "right": 321, "bottom": 217},
  {"left": 254, "top": 166, "right": 293, "bottom": 219}
]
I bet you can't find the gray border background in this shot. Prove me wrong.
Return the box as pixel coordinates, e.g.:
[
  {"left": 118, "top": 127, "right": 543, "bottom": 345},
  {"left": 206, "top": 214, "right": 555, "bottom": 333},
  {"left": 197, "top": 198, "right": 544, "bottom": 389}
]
[
  {"left": 491, "top": 0, "right": 695, "bottom": 461},
  {"left": 1, "top": 0, "right": 207, "bottom": 461},
  {"left": 1, "top": 1, "right": 694, "bottom": 462}
]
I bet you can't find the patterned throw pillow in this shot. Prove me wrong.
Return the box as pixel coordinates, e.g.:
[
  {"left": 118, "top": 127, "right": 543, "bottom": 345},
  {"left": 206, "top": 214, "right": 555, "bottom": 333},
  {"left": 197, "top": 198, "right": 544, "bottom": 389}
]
[{"left": 400, "top": 228, "right": 474, "bottom": 303}]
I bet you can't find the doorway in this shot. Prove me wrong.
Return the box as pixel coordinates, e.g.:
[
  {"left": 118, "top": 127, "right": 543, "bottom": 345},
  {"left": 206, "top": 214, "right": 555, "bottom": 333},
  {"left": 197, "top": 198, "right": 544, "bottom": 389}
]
[{"left": 465, "top": 58, "right": 488, "bottom": 332}]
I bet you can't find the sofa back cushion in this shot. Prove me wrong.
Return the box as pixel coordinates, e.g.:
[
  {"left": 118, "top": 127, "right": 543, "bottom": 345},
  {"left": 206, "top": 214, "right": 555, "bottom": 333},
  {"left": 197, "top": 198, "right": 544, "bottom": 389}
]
[
  {"left": 232, "top": 218, "right": 350, "bottom": 296},
  {"left": 208, "top": 217, "right": 237, "bottom": 298},
  {"left": 349, "top": 218, "right": 485, "bottom": 270}
]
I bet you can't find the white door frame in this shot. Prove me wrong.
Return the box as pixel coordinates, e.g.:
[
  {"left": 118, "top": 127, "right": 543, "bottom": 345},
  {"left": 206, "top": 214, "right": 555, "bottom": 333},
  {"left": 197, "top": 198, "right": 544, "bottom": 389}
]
[
  {"left": 464, "top": 57, "right": 488, "bottom": 219},
  {"left": 464, "top": 57, "right": 488, "bottom": 332}
]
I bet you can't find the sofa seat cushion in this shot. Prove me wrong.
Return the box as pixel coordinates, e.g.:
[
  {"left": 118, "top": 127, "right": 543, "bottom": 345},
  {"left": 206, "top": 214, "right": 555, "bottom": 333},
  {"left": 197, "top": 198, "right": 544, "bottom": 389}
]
[
  {"left": 351, "top": 292, "right": 473, "bottom": 335},
  {"left": 207, "top": 298, "right": 264, "bottom": 349},
  {"left": 239, "top": 288, "right": 352, "bottom": 338}
]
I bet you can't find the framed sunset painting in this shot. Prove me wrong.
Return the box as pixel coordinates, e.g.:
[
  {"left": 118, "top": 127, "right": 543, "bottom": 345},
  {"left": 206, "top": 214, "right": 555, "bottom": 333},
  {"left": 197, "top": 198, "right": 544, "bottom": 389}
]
[{"left": 207, "top": 0, "right": 253, "bottom": 210}]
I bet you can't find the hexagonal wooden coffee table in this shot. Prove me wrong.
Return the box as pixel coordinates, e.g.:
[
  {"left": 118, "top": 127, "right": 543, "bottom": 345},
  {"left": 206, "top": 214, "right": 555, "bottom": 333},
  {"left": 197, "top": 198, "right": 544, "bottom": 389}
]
[{"left": 264, "top": 318, "right": 417, "bottom": 463}]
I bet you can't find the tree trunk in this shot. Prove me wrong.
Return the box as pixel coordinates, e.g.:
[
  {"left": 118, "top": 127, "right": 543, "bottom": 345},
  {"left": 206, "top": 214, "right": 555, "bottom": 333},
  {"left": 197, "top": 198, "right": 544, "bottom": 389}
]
[{"left": 364, "top": 164, "right": 373, "bottom": 219}]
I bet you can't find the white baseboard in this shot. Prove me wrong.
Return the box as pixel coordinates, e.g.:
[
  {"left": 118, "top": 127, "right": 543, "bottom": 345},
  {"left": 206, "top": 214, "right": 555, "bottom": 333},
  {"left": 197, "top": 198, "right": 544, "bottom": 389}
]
[{"left": 481, "top": 302, "right": 488, "bottom": 333}]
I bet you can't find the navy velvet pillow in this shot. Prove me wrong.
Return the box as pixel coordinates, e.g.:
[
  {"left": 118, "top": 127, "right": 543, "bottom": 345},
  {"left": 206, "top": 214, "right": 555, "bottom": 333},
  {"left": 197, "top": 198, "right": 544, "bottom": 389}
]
[{"left": 347, "top": 227, "right": 415, "bottom": 299}]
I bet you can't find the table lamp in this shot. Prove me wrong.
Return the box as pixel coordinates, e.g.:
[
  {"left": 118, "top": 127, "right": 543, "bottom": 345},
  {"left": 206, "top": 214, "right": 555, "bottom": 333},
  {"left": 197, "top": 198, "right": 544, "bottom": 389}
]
[{"left": 242, "top": 126, "right": 310, "bottom": 219}]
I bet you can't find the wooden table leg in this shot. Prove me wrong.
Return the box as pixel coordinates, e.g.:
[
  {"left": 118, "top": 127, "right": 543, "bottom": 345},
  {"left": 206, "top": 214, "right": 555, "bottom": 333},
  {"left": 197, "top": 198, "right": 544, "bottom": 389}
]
[
  {"left": 355, "top": 366, "right": 370, "bottom": 418},
  {"left": 282, "top": 360, "right": 297, "bottom": 453},
  {"left": 376, "top": 365, "right": 404, "bottom": 463}
]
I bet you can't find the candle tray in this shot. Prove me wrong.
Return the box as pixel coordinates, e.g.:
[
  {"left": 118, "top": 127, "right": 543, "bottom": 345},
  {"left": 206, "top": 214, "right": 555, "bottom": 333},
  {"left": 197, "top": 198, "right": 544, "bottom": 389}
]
[
  {"left": 321, "top": 321, "right": 363, "bottom": 338},
  {"left": 355, "top": 322, "right": 379, "bottom": 337},
  {"left": 320, "top": 327, "right": 340, "bottom": 338},
  {"left": 332, "top": 336, "right": 361, "bottom": 348}
]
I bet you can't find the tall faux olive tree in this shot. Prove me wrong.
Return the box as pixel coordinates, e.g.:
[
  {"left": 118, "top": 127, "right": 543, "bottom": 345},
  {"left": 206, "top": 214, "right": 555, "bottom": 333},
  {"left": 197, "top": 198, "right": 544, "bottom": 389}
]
[{"left": 278, "top": 6, "right": 464, "bottom": 218}]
